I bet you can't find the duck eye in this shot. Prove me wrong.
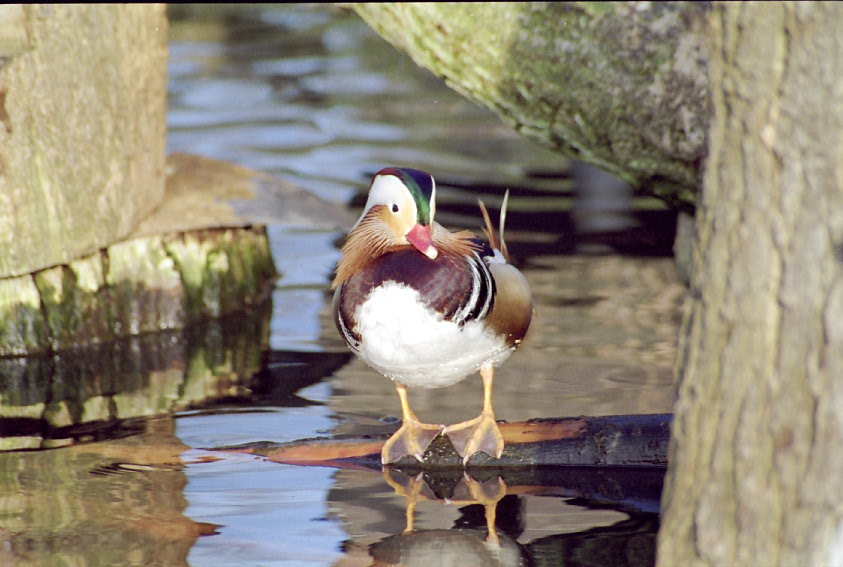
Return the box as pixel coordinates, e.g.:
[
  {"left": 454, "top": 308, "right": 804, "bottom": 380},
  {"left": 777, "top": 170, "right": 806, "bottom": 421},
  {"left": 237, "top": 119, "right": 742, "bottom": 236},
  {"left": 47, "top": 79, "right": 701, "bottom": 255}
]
[{"left": 391, "top": 203, "right": 399, "bottom": 213}]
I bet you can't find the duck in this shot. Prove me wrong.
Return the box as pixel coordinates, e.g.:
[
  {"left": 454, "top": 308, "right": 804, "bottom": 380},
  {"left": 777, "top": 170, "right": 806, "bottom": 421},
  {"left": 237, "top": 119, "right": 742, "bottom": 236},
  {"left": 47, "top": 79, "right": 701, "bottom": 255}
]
[{"left": 332, "top": 167, "right": 532, "bottom": 465}]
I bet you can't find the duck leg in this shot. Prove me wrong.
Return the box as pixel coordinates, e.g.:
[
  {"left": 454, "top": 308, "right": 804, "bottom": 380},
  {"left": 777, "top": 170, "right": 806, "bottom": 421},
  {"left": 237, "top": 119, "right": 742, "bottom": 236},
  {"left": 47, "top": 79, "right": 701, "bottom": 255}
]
[
  {"left": 443, "top": 366, "right": 505, "bottom": 464},
  {"left": 382, "top": 382, "right": 443, "bottom": 464}
]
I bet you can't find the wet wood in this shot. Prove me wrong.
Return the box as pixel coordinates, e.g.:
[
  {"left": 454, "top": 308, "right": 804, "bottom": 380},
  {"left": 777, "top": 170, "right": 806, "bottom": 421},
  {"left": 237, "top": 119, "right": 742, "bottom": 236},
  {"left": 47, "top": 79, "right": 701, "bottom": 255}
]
[{"left": 217, "top": 413, "right": 671, "bottom": 470}]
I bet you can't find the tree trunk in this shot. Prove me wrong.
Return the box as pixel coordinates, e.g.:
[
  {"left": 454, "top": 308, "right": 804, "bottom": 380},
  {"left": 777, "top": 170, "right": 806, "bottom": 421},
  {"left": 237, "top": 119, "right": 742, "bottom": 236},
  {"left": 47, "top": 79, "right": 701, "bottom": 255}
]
[
  {"left": 658, "top": 3, "right": 843, "bottom": 566},
  {"left": 0, "top": 5, "right": 168, "bottom": 278},
  {"left": 351, "top": 2, "right": 708, "bottom": 209}
]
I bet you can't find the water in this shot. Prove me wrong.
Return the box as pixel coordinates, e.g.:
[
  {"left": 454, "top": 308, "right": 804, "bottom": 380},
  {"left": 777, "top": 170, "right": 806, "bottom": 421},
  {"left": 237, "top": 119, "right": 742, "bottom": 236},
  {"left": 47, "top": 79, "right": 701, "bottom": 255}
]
[{"left": 0, "top": 5, "right": 683, "bottom": 566}]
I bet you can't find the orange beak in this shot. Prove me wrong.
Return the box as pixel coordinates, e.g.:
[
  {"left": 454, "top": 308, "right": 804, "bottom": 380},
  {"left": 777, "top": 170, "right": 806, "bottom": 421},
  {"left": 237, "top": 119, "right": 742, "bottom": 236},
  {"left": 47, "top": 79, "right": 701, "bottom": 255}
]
[{"left": 406, "top": 224, "right": 438, "bottom": 260}]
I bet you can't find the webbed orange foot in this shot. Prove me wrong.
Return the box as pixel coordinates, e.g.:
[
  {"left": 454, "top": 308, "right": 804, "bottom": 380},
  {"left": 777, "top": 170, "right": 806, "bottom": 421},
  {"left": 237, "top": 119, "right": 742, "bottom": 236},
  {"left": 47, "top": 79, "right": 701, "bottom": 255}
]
[
  {"left": 382, "top": 419, "right": 443, "bottom": 464},
  {"left": 442, "top": 412, "right": 504, "bottom": 464}
]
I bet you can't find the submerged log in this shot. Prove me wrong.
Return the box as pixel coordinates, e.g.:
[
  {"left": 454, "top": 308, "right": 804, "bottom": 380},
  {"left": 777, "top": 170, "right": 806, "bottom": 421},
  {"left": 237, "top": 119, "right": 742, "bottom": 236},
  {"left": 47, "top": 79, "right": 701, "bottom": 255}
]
[{"left": 217, "top": 413, "right": 671, "bottom": 470}]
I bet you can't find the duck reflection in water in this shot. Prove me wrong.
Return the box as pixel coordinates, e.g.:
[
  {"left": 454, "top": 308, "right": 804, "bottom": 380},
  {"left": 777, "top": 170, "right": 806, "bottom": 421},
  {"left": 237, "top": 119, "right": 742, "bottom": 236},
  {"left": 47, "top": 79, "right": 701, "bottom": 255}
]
[{"left": 365, "top": 468, "right": 526, "bottom": 566}]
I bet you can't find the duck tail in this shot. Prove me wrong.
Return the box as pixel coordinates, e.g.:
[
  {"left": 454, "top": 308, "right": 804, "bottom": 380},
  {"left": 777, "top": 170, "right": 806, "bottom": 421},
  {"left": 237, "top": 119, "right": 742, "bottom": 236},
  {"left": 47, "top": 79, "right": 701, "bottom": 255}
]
[{"left": 478, "top": 189, "right": 511, "bottom": 262}]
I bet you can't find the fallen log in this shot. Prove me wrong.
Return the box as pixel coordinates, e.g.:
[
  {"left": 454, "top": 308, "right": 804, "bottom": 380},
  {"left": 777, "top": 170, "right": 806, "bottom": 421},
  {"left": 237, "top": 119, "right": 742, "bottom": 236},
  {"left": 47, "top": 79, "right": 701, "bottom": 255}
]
[
  {"left": 214, "top": 413, "right": 671, "bottom": 470},
  {"left": 210, "top": 414, "right": 670, "bottom": 514}
]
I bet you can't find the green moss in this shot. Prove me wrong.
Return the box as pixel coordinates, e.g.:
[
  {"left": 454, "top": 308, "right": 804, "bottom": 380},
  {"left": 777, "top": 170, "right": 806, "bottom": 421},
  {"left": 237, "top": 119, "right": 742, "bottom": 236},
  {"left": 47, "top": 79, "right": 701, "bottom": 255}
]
[
  {"left": 0, "top": 276, "right": 50, "bottom": 356},
  {"left": 0, "top": 226, "right": 275, "bottom": 356},
  {"left": 163, "top": 227, "right": 277, "bottom": 320},
  {"left": 33, "top": 254, "right": 113, "bottom": 350},
  {"left": 106, "top": 237, "right": 185, "bottom": 335},
  {"left": 575, "top": 1, "right": 619, "bottom": 17}
]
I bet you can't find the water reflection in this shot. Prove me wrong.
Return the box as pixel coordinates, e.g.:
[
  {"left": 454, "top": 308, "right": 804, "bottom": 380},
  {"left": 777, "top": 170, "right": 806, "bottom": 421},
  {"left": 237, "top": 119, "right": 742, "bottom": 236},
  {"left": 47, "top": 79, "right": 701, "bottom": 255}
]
[
  {"left": 267, "top": 226, "right": 343, "bottom": 353},
  {"left": 327, "top": 466, "right": 659, "bottom": 566},
  {"left": 382, "top": 469, "right": 507, "bottom": 545},
  {"left": 177, "top": 389, "right": 348, "bottom": 567},
  {"left": 370, "top": 530, "right": 524, "bottom": 567},
  {"left": 0, "top": 307, "right": 270, "bottom": 451},
  {"left": 0, "top": 417, "right": 204, "bottom": 566}
]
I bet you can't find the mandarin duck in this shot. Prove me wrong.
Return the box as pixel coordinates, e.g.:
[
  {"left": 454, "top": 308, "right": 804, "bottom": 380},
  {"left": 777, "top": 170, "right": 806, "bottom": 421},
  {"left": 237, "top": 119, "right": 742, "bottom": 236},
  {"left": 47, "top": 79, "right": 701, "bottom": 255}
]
[{"left": 332, "top": 167, "right": 532, "bottom": 465}]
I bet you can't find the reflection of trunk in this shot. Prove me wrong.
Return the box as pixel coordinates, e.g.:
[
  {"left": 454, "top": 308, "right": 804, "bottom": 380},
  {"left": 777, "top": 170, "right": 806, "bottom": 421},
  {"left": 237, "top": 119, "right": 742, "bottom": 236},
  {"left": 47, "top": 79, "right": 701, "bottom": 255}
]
[
  {"left": 658, "top": 4, "right": 843, "bottom": 566},
  {"left": 0, "top": 418, "right": 202, "bottom": 565}
]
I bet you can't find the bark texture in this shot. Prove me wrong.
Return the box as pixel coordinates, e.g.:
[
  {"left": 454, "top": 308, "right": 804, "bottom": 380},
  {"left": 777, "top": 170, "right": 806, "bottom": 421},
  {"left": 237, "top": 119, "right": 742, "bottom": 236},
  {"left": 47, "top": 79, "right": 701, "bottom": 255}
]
[
  {"left": 352, "top": 2, "right": 708, "bottom": 208},
  {"left": 0, "top": 5, "right": 168, "bottom": 278},
  {"left": 658, "top": 3, "right": 843, "bottom": 566}
]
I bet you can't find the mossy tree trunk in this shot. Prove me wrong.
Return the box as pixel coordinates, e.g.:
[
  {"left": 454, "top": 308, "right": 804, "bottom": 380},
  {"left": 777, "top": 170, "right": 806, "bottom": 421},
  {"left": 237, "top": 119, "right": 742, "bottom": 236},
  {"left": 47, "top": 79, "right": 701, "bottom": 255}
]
[
  {"left": 658, "top": 3, "right": 843, "bottom": 566},
  {"left": 0, "top": 4, "right": 167, "bottom": 279},
  {"left": 352, "top": 2, "right": 708, "bottom": 209}
]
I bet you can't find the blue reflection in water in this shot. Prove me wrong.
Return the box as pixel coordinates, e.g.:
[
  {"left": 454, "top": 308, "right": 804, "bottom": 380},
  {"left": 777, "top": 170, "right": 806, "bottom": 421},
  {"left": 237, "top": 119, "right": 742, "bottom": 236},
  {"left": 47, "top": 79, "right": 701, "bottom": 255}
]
[
  {"left": 178, "top": 383, "right": 346, "bottom": 567},
  {"left": 267, "top": 226, "right": 342, "bottom": 353}
]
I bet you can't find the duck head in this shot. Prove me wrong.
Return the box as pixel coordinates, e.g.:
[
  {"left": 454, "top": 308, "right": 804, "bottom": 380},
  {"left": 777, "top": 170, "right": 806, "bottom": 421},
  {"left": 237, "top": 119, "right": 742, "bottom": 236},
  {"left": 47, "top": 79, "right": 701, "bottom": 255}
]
[{"left": 355, "top": 167, "right": 439, "bottom": 260}]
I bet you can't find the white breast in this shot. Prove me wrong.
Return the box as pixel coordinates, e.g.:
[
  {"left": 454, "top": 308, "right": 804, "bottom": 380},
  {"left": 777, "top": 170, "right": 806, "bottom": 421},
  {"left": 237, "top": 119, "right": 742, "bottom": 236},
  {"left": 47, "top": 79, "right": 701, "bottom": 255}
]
[{"left": 353, "top": 281, "right": 512, "bottom": 388}]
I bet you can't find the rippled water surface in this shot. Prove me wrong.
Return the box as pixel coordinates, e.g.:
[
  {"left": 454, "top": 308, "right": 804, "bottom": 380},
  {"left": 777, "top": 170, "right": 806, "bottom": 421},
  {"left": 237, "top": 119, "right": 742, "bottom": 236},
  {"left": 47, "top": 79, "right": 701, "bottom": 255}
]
[{"left": 1, "top": 5, "right": 683, "bottom": 566}]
